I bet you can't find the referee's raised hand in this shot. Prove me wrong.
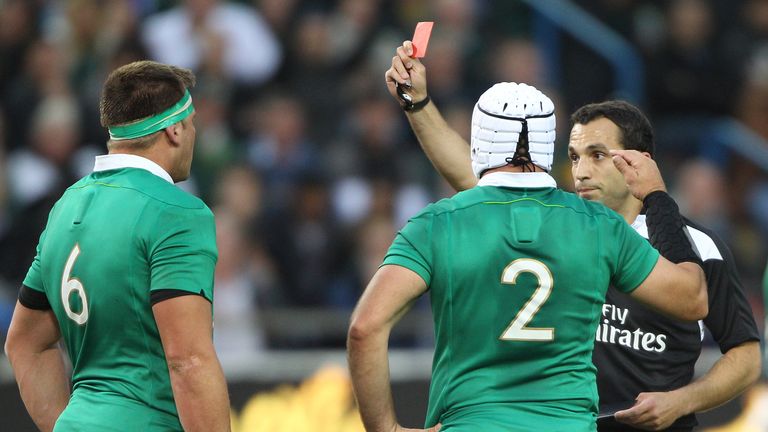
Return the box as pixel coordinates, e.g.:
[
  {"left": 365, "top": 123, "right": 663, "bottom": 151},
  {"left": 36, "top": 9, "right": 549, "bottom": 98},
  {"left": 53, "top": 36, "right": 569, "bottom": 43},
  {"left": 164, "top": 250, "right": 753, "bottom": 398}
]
[
  {"left": 385, "top": 40, "right": 428, "bottom": 108},
  {"left": 610, "top": 149, "right": 667, "bottom": 201}
]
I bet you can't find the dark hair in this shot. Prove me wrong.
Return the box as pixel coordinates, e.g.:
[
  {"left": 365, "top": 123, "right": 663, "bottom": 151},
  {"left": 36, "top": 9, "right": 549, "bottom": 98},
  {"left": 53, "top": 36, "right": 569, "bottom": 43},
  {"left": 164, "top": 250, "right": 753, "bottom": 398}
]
[
  {"left": 570, "top": 100, "right": 655, "bottom": 157},
  {"left": 99, "top": 60, "right": 195, "bottom": 128}
]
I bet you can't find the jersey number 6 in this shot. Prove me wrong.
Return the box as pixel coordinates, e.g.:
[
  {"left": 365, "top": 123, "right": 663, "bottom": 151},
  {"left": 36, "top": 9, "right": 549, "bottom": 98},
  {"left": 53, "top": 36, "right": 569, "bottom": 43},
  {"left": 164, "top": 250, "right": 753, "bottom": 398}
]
[
  {"left": 499, "top": 258, "right": 554, "bottom": 342},
  {"left": 61, "top": 244, "right": 89, "bottom": 325}
]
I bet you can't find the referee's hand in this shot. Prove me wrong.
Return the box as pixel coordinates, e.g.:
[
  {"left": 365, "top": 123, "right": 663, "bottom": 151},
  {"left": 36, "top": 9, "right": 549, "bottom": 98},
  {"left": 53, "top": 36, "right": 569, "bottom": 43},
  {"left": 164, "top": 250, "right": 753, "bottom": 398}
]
[
  {"left": 610, "top": 149, "right": 666, "bottom": 201},
  {"left": 385, "top": 40, "right": 428, "bottom": 107},
  {"left": 614, "top": 391, "right": 684, "bottom": 431}
]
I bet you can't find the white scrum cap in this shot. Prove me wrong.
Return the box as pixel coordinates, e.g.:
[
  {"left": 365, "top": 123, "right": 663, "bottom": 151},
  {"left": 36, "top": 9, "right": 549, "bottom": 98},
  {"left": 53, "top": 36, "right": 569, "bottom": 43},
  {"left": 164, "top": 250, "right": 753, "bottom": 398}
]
[{"left": 470, "top": 82, "right": 556, "bottom": 177}]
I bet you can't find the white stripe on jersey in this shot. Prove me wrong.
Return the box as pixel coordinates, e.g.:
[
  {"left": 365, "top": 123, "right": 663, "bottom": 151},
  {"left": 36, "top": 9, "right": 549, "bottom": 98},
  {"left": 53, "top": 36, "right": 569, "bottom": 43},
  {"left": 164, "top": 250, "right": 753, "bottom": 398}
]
[
  {"left": 687, "top": 226, "right": 723, "bottom": 261},
  {"left": 631, "top": 214, "right": 723, "bottom": 261},
  {"left": 631, "top": 214, "right": 721, "bottom": 341}
]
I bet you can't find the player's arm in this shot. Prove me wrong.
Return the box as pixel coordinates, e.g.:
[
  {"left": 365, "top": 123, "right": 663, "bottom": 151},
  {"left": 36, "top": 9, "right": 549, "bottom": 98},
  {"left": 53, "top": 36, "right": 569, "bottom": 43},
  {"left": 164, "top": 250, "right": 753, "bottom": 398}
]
[
  {"left": 5, "top": 299, "right": 69, "bottom": 432},
  {"left": 153, "top": 294, "right": 231, "bottom": 432},
  {"left": 629, "top": 258, "right": 707, "bottom": 321},
  {"left": 347, "top": 265, "right": 438, "bottom": 432},
  {"left": 612, "top": 149, "right": 707, "bottom": 320},
  {"left": 385, "top": 41, "right": 477, "bottom": 192}
]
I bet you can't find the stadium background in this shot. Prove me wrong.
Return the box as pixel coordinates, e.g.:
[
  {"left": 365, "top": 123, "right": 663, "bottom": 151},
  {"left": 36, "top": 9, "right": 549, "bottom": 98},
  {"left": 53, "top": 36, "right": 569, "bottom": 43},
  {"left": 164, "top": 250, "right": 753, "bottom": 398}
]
[{"left": 0, "top": 0, "right": 766, "bottom": 429}]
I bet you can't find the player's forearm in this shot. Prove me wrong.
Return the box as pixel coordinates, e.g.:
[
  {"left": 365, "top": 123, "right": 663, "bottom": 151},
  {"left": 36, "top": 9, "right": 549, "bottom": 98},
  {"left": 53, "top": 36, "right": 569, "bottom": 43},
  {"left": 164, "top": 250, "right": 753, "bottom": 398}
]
[
  {"left": 673, "top": 341, "right": 761, "bottom": 415},
  {"left": 642, "top": 259, "right": 708, "bottom": 321},
  {"left": 10, "top": 346, "right": 69, "bottom": 432},
  {"left": 168, "top": 353, "right": 231, "bottom": 432},
  {"left": 674, "top": 261, "right": 708, "bottom": 320},
  {"left": 347, "top": 326, "right": 398, "bottom": 432},
  {"left": 406, "top": 102, "right": 478, "bottom": 192}
]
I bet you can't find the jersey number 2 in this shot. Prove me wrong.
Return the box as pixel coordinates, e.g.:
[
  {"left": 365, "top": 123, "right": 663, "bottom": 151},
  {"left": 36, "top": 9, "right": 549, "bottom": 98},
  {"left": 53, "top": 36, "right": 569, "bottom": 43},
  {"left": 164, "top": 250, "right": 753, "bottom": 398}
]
[
  {"left": 499, "top": 258, "right": 554, "bottom": 341},
  {"left": 61, "top": 244, "right": 89, "bottom": 325}
]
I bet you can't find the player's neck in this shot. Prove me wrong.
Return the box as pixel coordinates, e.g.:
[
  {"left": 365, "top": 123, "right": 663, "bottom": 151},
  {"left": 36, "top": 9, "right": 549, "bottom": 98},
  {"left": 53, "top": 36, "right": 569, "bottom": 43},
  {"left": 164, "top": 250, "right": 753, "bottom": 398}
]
[
  {"left": 486, "top": 164, "right": 547, "bottom": 174},
  {"left": 109, "top": 144, "right": 174, "bottom": 179}
]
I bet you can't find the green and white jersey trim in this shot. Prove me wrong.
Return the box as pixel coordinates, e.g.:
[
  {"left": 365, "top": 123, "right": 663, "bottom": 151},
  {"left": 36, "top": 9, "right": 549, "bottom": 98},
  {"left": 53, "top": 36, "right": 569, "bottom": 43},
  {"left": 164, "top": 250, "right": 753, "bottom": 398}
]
[
  {"left": 93, "top": 154, "right": 173, "bottom": 184},
  {"left": 477, "top": 171, "right": 557, "bottom": 188}
]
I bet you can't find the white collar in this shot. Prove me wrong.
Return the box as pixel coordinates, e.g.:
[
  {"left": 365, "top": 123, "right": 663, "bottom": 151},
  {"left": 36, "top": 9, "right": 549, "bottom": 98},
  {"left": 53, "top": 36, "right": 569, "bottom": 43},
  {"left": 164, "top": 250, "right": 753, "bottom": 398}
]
[
  {"left": 631, "top": 214, "right": 649, "bottom": 239},
  {"left": 93, "top": 154, "right": 174, "bottom": 184},
  {"left": 477, "top": 172, "right": 557, "bottom": 188}
]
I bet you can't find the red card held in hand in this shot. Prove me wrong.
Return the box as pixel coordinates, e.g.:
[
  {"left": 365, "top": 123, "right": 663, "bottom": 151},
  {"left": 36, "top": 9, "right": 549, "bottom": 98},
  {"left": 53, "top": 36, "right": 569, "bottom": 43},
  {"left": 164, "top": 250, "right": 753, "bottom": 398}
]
[{"left": 411, "top": 21, "right": 434, "bottom": 58}]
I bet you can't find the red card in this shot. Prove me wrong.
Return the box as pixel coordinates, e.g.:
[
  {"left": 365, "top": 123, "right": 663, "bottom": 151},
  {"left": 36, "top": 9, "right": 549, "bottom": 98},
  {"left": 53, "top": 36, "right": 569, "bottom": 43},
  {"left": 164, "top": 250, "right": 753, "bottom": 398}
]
[{"left": 411, "top": 21, "right": 434, "bottom": 58}]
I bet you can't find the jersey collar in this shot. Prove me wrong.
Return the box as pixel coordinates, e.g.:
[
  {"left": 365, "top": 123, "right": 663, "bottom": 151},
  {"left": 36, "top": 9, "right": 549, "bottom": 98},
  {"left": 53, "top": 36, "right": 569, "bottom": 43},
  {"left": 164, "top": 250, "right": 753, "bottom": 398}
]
[
  {"left": 477, "top": 172, "right": 557, "bottom": 189},
  {"left": 631, "top": 214, "right": 649, "bottom": 239},
  {"left": 93, "top": 154, "right": 174, "bottom": 184}
]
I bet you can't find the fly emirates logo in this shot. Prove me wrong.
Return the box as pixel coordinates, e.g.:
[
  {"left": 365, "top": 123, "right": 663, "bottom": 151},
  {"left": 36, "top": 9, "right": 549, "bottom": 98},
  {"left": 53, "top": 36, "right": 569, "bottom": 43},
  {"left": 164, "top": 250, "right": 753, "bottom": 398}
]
[{"left": 595, "top": 304, "right": 667, "bottom": 353}]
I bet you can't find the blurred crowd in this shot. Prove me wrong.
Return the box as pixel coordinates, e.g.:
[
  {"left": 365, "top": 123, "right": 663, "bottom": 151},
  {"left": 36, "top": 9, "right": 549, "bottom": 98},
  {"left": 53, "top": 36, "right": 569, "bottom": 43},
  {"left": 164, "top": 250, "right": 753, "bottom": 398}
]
[{"left": 0, "top": 0, "right": 766, "bottom": 354}]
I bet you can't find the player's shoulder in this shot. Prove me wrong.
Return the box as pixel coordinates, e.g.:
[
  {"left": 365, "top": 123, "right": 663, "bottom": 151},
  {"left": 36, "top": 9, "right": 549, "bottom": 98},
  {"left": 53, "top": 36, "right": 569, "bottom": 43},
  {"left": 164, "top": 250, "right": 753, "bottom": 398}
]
[
  {"left": 412, "top": 186, "right": 493, "bottom": 218},
  {"left": 117, "top": 169, "right": 210, "bottom": 212},
  {"left": 418, "top": 187, "right": 623, "bottom": 220},
  {"left": 67, "top": 170, "right": 212, "bottom": 223},
  {"left": 67, "top": 175, "right": 92, "bottom": 190},
  {"left": 142, "top": 184, "right": 214, "bottom": 236},
  {"left": 148, "top": 182, "right": 209, "bottom": 212},
  {"left": 407, "top": 197, "right": 455, "bottom": 222}
]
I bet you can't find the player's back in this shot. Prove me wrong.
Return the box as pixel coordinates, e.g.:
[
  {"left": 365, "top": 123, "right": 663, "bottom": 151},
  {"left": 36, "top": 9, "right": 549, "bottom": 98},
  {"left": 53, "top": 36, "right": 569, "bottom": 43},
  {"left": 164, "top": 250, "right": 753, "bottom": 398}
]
[
  {"left": 395, "top": 178, "right": 658, "bottom": 431},
  {"left": 31, "top": 167, "right": 216, "bottom": 431}
]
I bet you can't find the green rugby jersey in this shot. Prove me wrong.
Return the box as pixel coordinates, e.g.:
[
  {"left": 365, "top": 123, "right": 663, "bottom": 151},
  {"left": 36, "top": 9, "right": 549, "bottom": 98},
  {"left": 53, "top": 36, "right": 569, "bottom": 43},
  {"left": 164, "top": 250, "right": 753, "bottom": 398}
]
[
  {"left": 22, "top": 154, "right": 217, "bottom": 431},
  {"left": 382, "top": 172, "right": 659, "bottom": 432}
]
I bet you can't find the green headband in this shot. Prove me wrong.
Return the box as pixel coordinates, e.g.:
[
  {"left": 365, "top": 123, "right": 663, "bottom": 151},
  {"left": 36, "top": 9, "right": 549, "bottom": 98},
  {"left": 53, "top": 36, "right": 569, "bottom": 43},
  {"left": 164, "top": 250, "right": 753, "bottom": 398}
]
[{"left": 108, "top": 90, "right": 194, "bottom": 141}]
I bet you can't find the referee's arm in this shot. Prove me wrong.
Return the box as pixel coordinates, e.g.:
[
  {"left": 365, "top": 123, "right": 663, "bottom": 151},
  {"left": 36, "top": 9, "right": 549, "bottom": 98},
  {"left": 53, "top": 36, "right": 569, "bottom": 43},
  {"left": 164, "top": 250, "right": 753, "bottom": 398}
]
[
  {"left": 617, "top": 249, "right": 762, "bottom": 430},
  {"left": 674, "top": 341, "right": 760, "bottom": 416},
  {"left": 614, "top": 341, "right": 760, "bottom": 430},
  {"left": 662, "top": 245, "right": 762, "bottom": 423},
  {"left": 385, "top": 40, "right": 477, "bottom": 193}
]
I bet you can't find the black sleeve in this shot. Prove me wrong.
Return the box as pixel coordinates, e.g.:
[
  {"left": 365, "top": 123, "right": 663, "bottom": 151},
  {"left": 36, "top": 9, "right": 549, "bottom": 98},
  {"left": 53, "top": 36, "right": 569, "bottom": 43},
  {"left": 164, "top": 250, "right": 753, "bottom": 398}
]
[
  {"left": 643, "top": 191, "right": 703, "bottom": 266},
  {"left": 18, "top": 284, "right": 51, "bottom": 310},
  {"left": 694, "top": 224, "right": 761, "bottom": 353},
  {"left": 150, "top": 289, "right": 209, "bottom": 306}
]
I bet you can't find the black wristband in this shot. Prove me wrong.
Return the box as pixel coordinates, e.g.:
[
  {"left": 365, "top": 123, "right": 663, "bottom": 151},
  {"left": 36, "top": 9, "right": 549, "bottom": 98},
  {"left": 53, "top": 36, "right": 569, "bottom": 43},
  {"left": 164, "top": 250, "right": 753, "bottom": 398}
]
[
  {"left": 643, "top": 191, "right": 702, "bottom": 265},
  {"left": 403, "top": 95, "right": 430, "bottom": 112}
]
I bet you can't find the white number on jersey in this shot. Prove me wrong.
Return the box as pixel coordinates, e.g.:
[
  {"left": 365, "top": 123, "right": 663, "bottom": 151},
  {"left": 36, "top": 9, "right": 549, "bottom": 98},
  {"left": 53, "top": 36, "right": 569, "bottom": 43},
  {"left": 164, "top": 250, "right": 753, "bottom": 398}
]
[
  {"left": 499, "top": 258, "right": 554, "bottom": 341},
  {"left": 61, "top": 244, "right": 89, "bottom": 325}
]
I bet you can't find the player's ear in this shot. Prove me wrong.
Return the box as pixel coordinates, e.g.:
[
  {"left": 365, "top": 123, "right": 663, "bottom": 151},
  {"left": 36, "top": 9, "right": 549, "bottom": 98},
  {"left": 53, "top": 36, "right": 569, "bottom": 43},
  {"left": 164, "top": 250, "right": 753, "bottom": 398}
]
[
  {"left": 163, "top": 123, "right": 183, "bottom": 147},
  {"left": 641, "top": 151, "right": 652, "bottom": 159}
]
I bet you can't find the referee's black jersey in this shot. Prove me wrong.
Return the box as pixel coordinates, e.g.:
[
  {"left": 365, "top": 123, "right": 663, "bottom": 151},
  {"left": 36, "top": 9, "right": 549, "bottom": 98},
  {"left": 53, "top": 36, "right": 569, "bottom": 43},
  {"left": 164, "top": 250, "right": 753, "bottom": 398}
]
[{"left": 595, "top": 214, "right": 760, "bottom": 432}]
